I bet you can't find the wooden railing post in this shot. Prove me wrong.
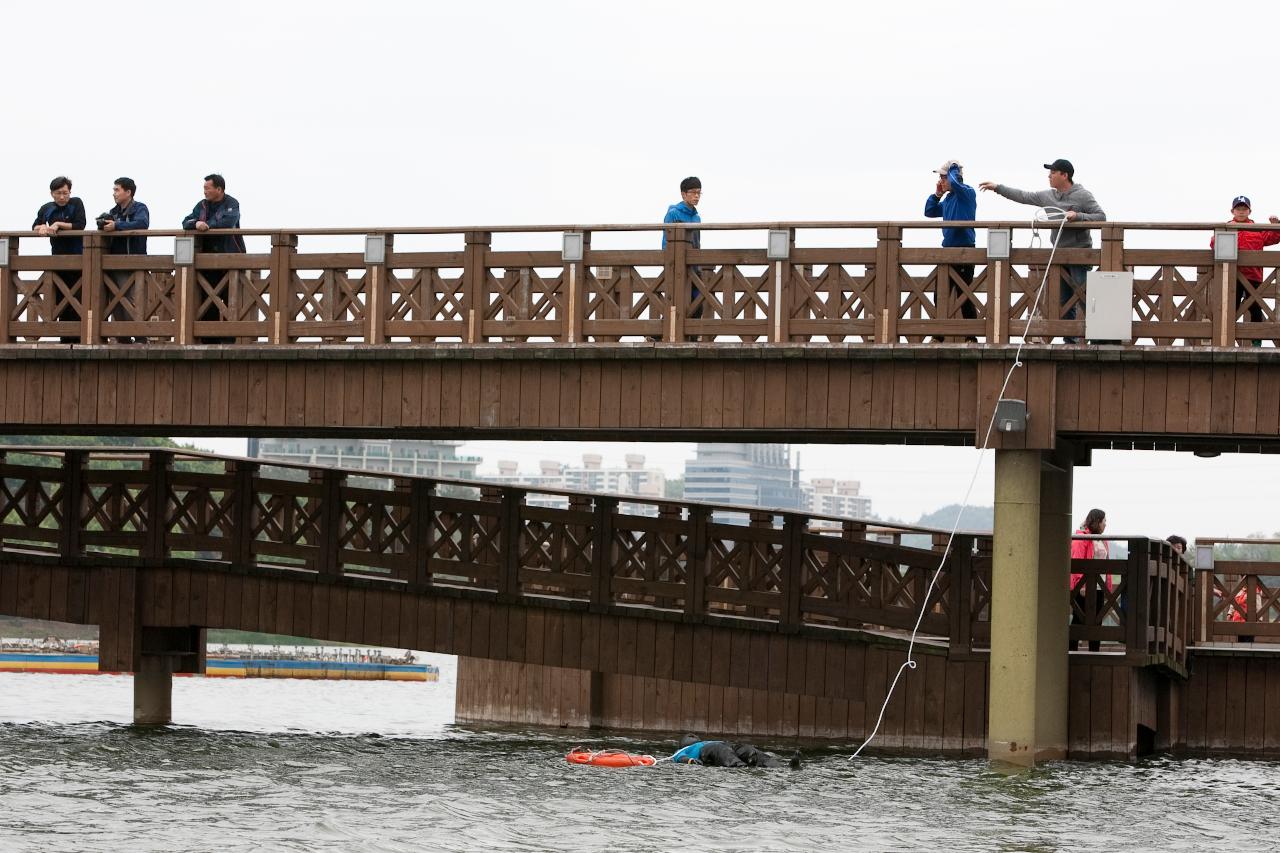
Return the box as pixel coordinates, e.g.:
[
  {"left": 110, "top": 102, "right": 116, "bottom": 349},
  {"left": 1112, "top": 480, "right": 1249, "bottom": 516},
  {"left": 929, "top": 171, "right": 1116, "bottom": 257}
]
[
  {"left": 0, "top": 237, "right": 17, "bottom": 344},
  {"left": 1195, "top": 559, "right": 1212, "bottom": 644},
  {"left": 59, "top": 449, "right": 87, "bottom": 559},
  {"left": 684, "top": 505, "right": 709, "bottom": 619},
  {"left": 404, "top": 477, "right": 434, "bottom": 591},
  {"left": 1125, "top": 537, "right": 1151, "bottom": 663},
  {"left": 769, "top": 228, "right": 795, "bottom": 343},
  {"left": 143, "top": 451, "right": 173, "bottom": 562},
  {"left": 948, "top": 534, "right": 975, "bottom": 656},
  {"left": 875, "top": 225, "right": 902, "bottom": 343},
  {"left": 365, "top": 233, "right": 392, "bottom": 344},
  {"left": 663, "top": 227, "right": 689, "bottom": 342},
  {"left": 563, "top": 231, "right": 589, "bottom": 343},
  {"left": 310, "top": 468, "right": 343, "bottom": 579},
  {"left": 228, "top": 460, "right": 259, "bottom": 567},
  {"left": 497, "top": 487, "right": 524, "bottom": 601},
  {"left": 463, "top": 231, "right": 491, "bottom": 344},
  {"left": 589, "top": 496, "right": 617, "bottom": 613},
  {"left": 1212, "top": 234, "right": 1239, "bottom": 347},
  {"left": 175, "top": 237, "right": 196, "bottom": 346},
  {"left": 1100, "top": 224, "right": 1126, "bottom": 272},
  {"left": 269, "top": 232, "right": 297, "bottom": 344},
  {"left": 779, "top": 513, "right": 804, "bottom": 632},
  {"left": 81, "top": 233, "right": 105, "bottom": 345}
]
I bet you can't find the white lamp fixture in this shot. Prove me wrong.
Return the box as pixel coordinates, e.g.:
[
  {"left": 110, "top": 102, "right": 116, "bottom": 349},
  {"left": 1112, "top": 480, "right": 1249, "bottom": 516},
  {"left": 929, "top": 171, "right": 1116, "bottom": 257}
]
[
  {"left": 767, "top": 230, "right": 790, "bottom": 261},
  {"left": 986, "top": 228, "right": 1012, "bottom": 261},
  {"left": 1214, "top": 230, "right": 1238, "bottom": 262},
  {"left": 562, "top": 232, "right": 584, "bottom": 263},
  {"left": 173, "top": 236, "right": 195, "bottom": 266},
  {"left": 364, "top": 234, "right": 387, "bottom": 265},
  {"left": 1194, "top": 543, "right": 1214, "bottom": 572}
]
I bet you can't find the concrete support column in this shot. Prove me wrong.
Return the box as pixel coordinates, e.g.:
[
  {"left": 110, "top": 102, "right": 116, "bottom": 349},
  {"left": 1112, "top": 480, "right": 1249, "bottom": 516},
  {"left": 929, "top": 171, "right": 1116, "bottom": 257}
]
[
  {"left": 1035, "top": 461, "right": 1072, "bottom": 760},
  {"left": 133, "top": 658, "right": 173, "bottom": 726},
  {"left": 988, "top": 449, "right": 1068, "bottom": 767}
]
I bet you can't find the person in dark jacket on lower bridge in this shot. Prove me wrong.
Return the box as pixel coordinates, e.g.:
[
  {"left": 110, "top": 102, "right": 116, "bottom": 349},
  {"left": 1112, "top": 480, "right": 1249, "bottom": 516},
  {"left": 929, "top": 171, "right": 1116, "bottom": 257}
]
[{"left": 671, "top": 734, "right": 801, "bottom": 768}]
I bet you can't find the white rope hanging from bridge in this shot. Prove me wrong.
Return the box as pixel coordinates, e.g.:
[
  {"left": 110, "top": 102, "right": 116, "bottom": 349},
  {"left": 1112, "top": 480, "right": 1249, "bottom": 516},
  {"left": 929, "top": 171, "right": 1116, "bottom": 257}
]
[{"left": 849, "top": 207, "right": 1070, "bottom": 759}]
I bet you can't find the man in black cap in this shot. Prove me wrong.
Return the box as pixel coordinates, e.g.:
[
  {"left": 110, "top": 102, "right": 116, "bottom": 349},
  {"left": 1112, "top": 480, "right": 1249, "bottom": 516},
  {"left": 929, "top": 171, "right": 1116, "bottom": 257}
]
[
  {"left": 980, "top": 160, "right": 1106, "bottom": 343},
  {"left": 1210, "top": 196, "right": 1280, "bottom": 346}
]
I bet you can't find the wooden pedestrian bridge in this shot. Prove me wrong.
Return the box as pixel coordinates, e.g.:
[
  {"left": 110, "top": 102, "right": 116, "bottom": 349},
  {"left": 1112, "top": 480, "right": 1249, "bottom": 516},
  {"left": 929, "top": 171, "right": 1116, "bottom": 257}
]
[
  {"left": 4, "top": 217, "right": 1280, "bottom": 766},
  {"left": 2, "top": 220, "right": 1279, "bottom": 453},
  {"left": 1, "top": 446, "right": 1276, "bottom": 761}
]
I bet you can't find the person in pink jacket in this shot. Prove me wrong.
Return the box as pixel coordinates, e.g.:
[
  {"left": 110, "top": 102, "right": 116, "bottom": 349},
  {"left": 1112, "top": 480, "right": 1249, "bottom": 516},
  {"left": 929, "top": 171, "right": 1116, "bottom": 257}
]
[{"left": 1070, "top": 508, "right": 1109, "bottom": 651}]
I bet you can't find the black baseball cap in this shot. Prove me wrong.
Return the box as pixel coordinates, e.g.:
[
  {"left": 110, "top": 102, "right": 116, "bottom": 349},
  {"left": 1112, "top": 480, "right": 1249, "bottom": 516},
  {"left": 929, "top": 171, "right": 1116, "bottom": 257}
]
[
  {"left": 1043, "top": 159, "right": 1074, "bottom": 178},
  {"left": 1232, "top": 195, "right": 1251, "bottom": 210}
]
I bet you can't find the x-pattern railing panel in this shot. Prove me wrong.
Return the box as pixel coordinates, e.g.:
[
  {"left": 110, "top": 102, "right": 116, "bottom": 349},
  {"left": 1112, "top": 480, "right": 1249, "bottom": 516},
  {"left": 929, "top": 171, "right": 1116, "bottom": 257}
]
[{"left": 0, "top": 451, "right": 1195, "bottom": 664}]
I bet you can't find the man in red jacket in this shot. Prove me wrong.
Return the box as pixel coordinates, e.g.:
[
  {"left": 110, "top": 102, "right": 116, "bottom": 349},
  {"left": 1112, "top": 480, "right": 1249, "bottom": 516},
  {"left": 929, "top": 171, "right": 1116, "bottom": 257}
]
[{"left": 1211, "top": 196, "right": 1280, "bottom": 345}]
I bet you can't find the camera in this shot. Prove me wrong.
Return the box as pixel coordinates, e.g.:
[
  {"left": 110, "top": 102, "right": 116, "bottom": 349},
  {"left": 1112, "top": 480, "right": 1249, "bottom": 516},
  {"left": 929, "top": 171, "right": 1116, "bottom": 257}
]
[{"left": 95, "top": 212, "right": 114, "bottom": 228}]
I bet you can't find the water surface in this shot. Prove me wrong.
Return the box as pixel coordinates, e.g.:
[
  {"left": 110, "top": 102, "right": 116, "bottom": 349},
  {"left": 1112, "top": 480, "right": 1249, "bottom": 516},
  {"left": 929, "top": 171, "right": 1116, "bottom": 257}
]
[{"left": 1, "top": 667, "right": 1275, "bottom": 852}]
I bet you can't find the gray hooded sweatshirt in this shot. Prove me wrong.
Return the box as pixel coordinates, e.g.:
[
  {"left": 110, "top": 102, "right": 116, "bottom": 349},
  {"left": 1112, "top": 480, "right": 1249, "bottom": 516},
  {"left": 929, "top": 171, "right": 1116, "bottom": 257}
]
[{"left": 991, "top": 182, "right": 1106, "bottom": 249}]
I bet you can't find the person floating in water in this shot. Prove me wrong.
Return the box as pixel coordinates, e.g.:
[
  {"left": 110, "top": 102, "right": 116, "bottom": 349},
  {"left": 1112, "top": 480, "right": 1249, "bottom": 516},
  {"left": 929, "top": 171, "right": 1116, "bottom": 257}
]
[{"left": 671, "top": 734, "right": 801, "bottom": 769}]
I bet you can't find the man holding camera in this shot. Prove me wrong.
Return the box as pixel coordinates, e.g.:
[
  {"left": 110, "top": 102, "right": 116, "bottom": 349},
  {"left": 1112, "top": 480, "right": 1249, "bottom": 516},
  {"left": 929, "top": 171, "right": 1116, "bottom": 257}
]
[
  {"left": 32, "top": 176, "right": 87, "bottom": 342},
  {"left": 181, "top": 174, "right": 245, "bottom": 343},
  {"left": 97, "top": 177, "right": 150, "bottom": 343}
]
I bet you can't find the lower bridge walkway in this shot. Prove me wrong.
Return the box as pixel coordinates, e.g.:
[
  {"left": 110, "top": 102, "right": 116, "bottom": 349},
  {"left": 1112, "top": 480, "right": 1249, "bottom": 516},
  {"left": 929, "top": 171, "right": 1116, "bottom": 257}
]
[{"left": 0, "top": 447, "right": 1270, "bottom": 759}]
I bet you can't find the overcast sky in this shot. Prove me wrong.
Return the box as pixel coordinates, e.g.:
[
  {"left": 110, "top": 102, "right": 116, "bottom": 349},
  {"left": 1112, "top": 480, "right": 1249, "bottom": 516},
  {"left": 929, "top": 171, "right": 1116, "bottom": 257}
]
[{"left": 14, "top": 1, "right": 1280, "bottom": 538}]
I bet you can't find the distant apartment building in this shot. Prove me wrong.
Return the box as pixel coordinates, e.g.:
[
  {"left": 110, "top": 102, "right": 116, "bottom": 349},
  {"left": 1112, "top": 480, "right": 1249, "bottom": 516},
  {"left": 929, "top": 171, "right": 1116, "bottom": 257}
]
[
  {"left": 803, "top": 477, "right": 872, "bottom": 522},
  {"left": 484, "top": 453, "right": 666, "bottom": 513},
  {"left": 682, "top": 443, "right": 805, "bottom": 514},
  {"left": 248, "top": 438, "right": 481, "bottom": 480}
]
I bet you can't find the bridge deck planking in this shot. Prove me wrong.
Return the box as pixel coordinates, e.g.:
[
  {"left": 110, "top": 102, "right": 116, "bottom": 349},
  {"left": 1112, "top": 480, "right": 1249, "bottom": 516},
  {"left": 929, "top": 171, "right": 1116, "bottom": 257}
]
[{"left": 6, "top": 350, "right": 1280, "bottom": 452}]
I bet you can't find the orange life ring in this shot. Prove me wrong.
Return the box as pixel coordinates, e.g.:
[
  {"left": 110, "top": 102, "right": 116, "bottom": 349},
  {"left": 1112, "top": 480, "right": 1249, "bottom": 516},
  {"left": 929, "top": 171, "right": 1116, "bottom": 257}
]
[{"left": 566, "top": 748, "right": 656, "bottom": 768}]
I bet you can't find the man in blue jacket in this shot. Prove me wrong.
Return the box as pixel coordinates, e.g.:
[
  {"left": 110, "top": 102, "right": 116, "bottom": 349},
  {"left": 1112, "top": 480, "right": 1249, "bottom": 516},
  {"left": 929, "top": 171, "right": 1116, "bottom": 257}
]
[
  {"left": 32, "top": 176, "right": 87, "bottom": 341},
  {"left": 662, "top": 176, "right": 704, "bottom": 325},
  {"left": 924, "top": 160, "right": 978, "bottom": 342},
  {"left": 98, "top": 177, "right": 150, "bottom": 343},
  {"left": 671, "top": 734, "right": 800, "bottom": 768},
  {"left": 182, "top": 173, "right": 245, "bottom": 343}
]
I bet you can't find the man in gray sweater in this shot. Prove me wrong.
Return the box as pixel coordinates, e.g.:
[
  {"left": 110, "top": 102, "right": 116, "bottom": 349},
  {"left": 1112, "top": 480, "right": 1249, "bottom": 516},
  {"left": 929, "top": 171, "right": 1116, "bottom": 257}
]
[{"left": 979, "top": 159, "right": 1106, "bottom": 343}]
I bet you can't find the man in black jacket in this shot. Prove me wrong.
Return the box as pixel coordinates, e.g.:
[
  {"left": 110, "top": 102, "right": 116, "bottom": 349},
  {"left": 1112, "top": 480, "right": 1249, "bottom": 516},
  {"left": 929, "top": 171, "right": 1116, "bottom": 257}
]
[
  {"left": 32, "top": 176, "right": 86, "bottom": 341},
  {"left": 182, "top": 173, "right": 245, "bottom": 343}
]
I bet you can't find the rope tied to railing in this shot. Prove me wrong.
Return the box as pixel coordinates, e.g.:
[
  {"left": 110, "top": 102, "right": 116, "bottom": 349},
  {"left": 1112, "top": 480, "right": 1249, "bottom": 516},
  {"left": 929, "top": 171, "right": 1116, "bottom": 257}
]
[{"left": 849, "top": 208, "right": 1068, "bottom": 760}]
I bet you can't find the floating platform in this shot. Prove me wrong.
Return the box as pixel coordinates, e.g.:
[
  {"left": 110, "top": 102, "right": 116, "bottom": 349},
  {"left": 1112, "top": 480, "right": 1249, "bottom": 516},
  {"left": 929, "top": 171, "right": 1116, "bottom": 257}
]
[{"left": 0, "top": 650, "right": 438, "bottom": 682}]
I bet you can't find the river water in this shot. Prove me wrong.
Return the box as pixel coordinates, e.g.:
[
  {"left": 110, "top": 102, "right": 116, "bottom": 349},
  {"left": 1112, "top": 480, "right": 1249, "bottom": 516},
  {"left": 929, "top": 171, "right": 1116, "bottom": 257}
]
[{"left": 2, "top": 660, "right": 1277, "bottom": 852}]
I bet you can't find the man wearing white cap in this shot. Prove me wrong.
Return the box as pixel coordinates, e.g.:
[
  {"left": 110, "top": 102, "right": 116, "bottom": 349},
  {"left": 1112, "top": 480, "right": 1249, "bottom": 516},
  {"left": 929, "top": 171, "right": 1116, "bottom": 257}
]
[{"left": 925, "top": 159, "right": 978, "bottom": 341}]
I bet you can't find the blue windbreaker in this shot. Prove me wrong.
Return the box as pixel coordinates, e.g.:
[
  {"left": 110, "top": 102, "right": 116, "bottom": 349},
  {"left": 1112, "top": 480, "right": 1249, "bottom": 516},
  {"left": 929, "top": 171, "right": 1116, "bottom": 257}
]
[
  {"left": 923, "top": 164, "right": 976, "bottom": 248},
  {"left": 671, "top": 740, "right": 721, "bottom": 764},
  {"left": 661, "top": 201, "right": 701, "bottom": 249}
]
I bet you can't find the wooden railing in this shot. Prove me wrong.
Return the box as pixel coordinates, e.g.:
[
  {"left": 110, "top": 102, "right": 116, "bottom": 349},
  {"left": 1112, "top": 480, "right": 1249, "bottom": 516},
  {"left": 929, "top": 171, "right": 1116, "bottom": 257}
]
[
  {"left": 1193, "top": 538, "right": 1280, "bottom": 643},
  {"left": 0, "top": 447, "right": 982, "bottom": 643},
  {"left": 0, "top": 447, "right": 1193, "bottom": 667},
  {"left": 1, "top": 221, "right": 1277, "bottom": 347},
  {"left": 1066, "top": 537, "right": 1191, "bottom": 670}
]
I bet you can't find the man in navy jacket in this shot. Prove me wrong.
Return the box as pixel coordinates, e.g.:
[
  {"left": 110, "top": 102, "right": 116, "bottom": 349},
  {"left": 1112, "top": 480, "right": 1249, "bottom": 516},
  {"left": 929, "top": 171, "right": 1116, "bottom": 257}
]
[
  {"left": 32, "top": 176, "right": 86, "bottom": 341},
  {"left": 98, "top": 177, "right": 150, "bottom": 342},
  {"left": 181, "top": 173, "right": 245, "bottom": 342}
]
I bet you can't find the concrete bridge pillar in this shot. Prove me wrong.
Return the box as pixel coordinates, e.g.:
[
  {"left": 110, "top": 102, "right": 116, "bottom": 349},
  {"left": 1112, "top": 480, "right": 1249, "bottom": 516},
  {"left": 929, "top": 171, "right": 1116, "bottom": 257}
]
[
  {"left": 987, "top": 450, "right": 1071, "bottom": 767},
  {"left": 133, "top": 657, "right": 173, "bottom": 726}
]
